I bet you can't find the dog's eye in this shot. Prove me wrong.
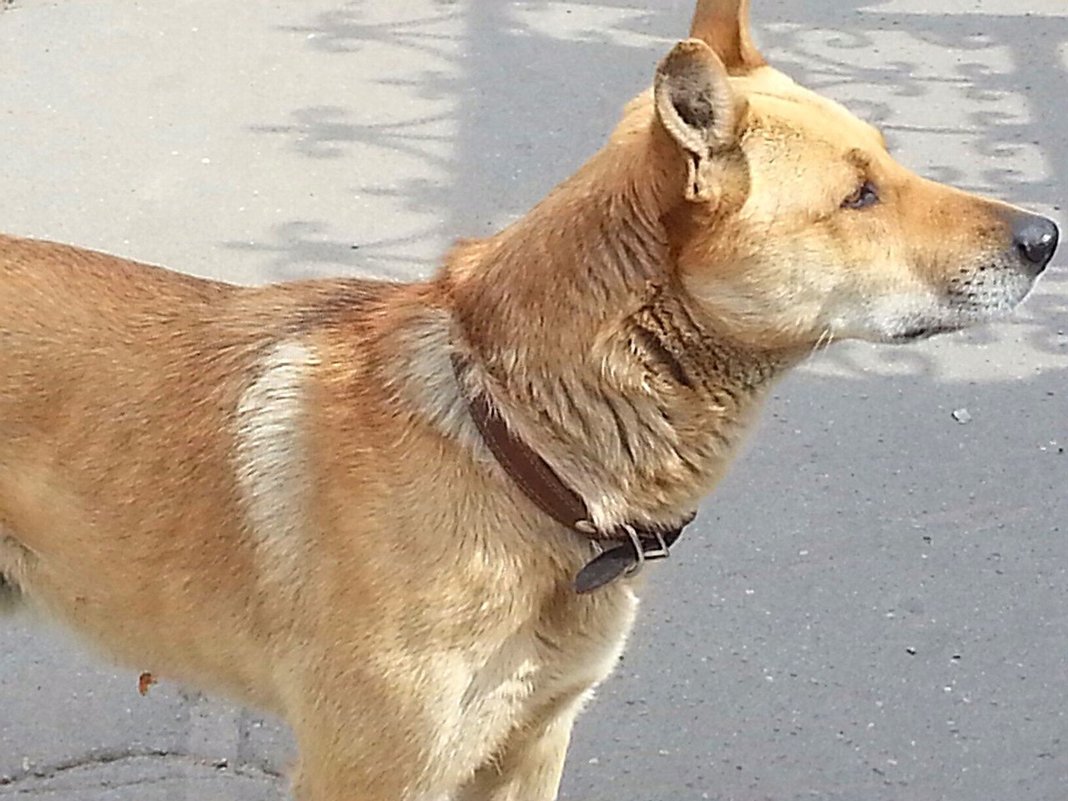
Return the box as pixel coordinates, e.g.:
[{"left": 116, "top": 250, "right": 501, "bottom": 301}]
[{"left": 842, "top": 181, "right": 879, "bottom": 210}]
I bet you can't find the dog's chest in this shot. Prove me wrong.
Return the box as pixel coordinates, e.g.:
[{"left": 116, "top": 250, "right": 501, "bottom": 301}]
[{"left": 443, "top": 584, "right": 640, "bottom": 770}]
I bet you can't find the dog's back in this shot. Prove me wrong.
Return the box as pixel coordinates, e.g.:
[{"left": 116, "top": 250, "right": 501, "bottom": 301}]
[{"left": 0, "top": 237, "right": 400, "bottom": 704}]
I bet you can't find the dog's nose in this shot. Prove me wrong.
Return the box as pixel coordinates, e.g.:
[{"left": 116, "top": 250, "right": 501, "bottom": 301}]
[{"left": 1011, "top": 212, "right": 1059, "bottom": 272}]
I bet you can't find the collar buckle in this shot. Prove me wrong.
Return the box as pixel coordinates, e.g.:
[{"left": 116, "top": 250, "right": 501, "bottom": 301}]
[
  {"left": 454, "top": 353, "right": 694, "bottom": 595},
  {"left": 574, "top": 521, "right": 686, "bottom": 594},
  {"left": 620, "top": 523, "right": 671, "bottom": 580}
]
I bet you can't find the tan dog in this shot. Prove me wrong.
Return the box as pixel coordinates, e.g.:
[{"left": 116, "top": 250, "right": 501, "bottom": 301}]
[{"left": 0, "top": 1, "right": 1058, "bottom": 799}]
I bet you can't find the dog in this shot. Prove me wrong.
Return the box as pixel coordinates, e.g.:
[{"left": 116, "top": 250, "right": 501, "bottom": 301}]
[{"left": 0, "top": 1, "right": 1058, "bottom": 799}]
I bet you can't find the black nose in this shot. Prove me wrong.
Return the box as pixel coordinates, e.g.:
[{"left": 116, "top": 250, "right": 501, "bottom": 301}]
[{"left": 1011, "top": 212, "right": 1059, "bottom": 271}]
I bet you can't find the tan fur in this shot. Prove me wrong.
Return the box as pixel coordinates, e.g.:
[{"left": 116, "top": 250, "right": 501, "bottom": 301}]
[{"left": 0, "top": 2, "right": 1055, "bottom": 799}]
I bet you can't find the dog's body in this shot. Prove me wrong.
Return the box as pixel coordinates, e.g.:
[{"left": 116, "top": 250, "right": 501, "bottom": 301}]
[{"left": 0, "top": 2, "right": 1058, "bottom": 799}]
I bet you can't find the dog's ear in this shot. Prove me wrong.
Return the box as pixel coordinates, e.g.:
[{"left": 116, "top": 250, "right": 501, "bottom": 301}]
[
  {"left": 689, "top": 0, "right": 765, "bottom": 74},
  {"left": 655, "top": 39, "right": 741, "bottom": 203}
]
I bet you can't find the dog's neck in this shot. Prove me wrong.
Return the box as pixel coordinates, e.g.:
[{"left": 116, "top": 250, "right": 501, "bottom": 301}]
[{"left": 438, "top": 119, "right": 795, "bottom": 528}]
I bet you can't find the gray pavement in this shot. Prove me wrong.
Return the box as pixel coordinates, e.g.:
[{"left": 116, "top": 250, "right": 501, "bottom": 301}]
[{"left": 1, "top": 1, "right": 1066, "bottom": 799}]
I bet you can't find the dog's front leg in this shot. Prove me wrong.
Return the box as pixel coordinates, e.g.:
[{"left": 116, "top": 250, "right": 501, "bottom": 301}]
[
  {"left": 454, "top": 691, "right": 587, "bottom": 801},
  {"left": 289, "top": 696, "right": 438, "bottom": 801}
]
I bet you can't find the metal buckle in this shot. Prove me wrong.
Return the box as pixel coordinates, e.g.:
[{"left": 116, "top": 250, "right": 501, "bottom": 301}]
[
  {"left": 621, "top": 524, "right": 645, "bottom": 578},
  {"left": 621, "top": 524, "right": 671, "bottom": 577},
  {"left": 643, "top": 527, "right": 671, "bottom": 561}
]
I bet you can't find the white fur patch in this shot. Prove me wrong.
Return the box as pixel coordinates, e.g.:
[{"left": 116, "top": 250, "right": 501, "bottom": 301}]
[
  {"left": 235, "top": 341, "right": 318, "bottom": 583},
  {"left": 389, "top": 310, "right": 483, "bottom": 455}
]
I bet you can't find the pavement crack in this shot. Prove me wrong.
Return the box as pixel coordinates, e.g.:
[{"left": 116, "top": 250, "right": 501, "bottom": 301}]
[
  {"left": 1, "top": 747, "right": 175, "bottom": 785},
  {"left": 0, "top": 748, "right": 284, "bottom": 791}
]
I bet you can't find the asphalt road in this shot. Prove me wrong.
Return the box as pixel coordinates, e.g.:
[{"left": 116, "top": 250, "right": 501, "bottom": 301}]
[{"left": 1, "top": 1, "right": 1066, "bottom": 799}]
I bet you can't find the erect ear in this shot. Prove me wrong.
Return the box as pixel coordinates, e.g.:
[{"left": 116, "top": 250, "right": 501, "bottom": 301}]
[
  {"left": 654, "top": 39, "right": 741, "bottom": 203},
  {"left": 689, "top": 0, "right": 765, "bottom": 74}
]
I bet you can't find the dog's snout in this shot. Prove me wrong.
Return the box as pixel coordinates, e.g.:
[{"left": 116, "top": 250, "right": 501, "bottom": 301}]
[{"left": 1011, "top": 212, "right": 1059, "bottom": 272}]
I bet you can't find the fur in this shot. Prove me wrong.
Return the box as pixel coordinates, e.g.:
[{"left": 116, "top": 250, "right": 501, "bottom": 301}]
[{"left": 0, "top": 2, "right": 1056, "bottom": 799}]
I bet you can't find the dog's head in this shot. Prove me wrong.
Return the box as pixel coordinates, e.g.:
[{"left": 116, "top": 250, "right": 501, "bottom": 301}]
[{"left": 646, "top": 0, "right": 1058, "bottom": 350}]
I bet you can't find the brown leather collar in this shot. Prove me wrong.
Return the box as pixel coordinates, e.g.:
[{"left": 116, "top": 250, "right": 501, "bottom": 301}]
[{"left": 453, "top": 355, "right": 695, "bottom": 593}]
